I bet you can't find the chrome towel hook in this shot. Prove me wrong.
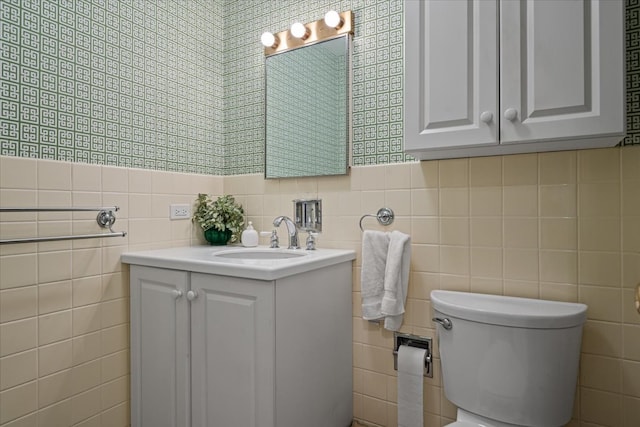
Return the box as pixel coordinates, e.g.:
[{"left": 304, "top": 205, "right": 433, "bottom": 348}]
[{"left": 359, "top": 207, "right": 394, "bottom": 231}]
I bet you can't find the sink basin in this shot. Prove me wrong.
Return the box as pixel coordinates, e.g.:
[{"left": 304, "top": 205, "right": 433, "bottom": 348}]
[{"left": 214, "top": 249, "right": 307, "bottom": 260}]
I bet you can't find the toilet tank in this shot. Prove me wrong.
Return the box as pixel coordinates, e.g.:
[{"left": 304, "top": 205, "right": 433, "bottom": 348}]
[{"left": 431, "top": 291, "right": 587, "bottom": 427}]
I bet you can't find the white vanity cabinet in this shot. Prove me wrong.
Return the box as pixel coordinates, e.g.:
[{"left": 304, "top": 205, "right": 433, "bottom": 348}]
[
  {"left": 404, "top": 0, "right": 625, "bottom": 160},
  {"left": 127, "top": 248, "right": 354, "bottom": 427}
]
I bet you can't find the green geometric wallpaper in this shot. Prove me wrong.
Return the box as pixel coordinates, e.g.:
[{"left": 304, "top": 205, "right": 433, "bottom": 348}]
[
  {"left": 626, "top": 0, "right": 640, "bottom": 144},
  {"left": 1, "top": 0, "right": 639, "bottom": 177},
  {"left": 0, "top": 0, "right": 224, "bottom": 174},
  {"left": 225, "top": 0, "right": 639, "bottom": 175}
]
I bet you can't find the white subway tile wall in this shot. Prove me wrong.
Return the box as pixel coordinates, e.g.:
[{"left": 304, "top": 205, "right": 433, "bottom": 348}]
[
  {"left": 0, "top": 156, "right": 220, "bottom": 426},
  {"left": 4, "top": 147, "right": 639, "bottom": 426}
]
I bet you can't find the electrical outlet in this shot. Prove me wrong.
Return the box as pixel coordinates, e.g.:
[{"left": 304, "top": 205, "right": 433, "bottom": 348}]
[{"left": 170, "top": 203, "right": 191, "bottom": 220}]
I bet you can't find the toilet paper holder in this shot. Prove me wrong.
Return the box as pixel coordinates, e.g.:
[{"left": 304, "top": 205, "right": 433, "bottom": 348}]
[{"left": 393, "top": 332, "right": 433, "bottom": 377}]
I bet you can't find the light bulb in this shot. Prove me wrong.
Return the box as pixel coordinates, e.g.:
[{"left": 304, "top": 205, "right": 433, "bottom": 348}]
[
  {"left": 290, "top": 22, "right": 309, "bottom": 39},
  {"left": 261, "top": 32, "right": 278, "bottom": 48},
  {"left": 324, "top": 10, "right": 342, "bottom": 29}
]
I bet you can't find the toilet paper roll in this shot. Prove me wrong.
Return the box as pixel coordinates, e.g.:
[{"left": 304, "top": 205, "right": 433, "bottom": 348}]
[{"left": 397, "top": 345, "right": 426, "bottom": 427}]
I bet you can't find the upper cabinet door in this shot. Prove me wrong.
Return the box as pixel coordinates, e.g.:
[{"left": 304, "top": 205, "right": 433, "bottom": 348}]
[
  {"left": 404, "top": 0, "right": 498, "bottom": 152},
  {"left": 500, "top": 0, "right": 624, "bottom": 144}
]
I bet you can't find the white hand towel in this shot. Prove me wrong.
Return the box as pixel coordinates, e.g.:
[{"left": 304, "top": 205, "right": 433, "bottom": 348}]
[
  {"left": 380, "top": 231, "right": 411, "bottom": 331},
  {"left": 360, "top": 230, "right": 390, "bottom": 321}
]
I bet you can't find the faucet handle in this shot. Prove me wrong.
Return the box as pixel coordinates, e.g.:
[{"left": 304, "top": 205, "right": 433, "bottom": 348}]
[
  {"left": 269, "top": 229, "right": 279, "bottom": 248},
  {"left": 305, "top": 231, "right": 318, "bottom": 250}
]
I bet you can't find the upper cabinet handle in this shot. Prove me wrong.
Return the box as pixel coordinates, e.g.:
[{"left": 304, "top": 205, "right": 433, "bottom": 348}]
[
  {"left": 504, "top": 108, "right": 518, "bottom": 122},
  {"left": 480, "top": 111, "right": 493, "bottom": 124},
  {"left": 186, "top": 290, "right": 198, "bottom": 301},
  {"left": 172, "top": 289, "right": 183, "bottom": 299}
]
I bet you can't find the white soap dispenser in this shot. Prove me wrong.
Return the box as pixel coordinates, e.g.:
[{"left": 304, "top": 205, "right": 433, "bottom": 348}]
[{"left": 241, "top": 221, "right": 259, "bottom": 247}]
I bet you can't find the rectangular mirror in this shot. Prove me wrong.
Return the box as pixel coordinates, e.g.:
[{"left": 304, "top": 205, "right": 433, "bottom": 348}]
[{"left": 265, "top": 35, "right": 351, "bottom": 179}]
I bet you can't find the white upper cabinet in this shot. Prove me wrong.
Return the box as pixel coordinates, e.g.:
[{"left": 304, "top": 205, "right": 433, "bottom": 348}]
[{"left": 404, "top": 0, "right": 625, "bottom": 160}]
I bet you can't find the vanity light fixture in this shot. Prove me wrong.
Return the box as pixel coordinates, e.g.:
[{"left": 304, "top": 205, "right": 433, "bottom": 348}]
[
  {"left": 324, "top": 10, "right": 343, "bottom": 29},
  {"left": 260, "top": 31, "right": 279, "bottom": 48},
  {"left": 260, "top": 10, "right": 354, "bottom": 56},
  {"left": 290, "top": 22, "right": 310, "bottom": 40}
]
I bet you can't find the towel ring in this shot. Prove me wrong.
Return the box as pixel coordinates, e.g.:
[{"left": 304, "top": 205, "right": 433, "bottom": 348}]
[{"left": 359, "top": 208, "right": 394, "bottom": 231}]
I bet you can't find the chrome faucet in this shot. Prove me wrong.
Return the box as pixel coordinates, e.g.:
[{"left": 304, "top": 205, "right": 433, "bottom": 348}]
[{"left": 273, "top": 215, "right": 300, "bottom": 249}]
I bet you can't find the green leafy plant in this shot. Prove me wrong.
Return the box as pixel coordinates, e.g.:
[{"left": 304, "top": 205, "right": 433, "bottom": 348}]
[{"left": 192, "top": 194, "right": 245, "bottom": 243}]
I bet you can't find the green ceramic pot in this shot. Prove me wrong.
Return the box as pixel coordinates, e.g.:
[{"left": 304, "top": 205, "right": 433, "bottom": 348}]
[{"left": 204, "top": 228, "right": 232, "bottom": 245}]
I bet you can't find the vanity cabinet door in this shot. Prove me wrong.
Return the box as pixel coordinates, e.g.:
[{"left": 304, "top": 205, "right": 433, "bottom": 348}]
[
  {"left": 190, "top": 273, "right": 276, "bottom": 427},
  {"left": 130, "top": 266, "right": 190, "bottom": 427}
]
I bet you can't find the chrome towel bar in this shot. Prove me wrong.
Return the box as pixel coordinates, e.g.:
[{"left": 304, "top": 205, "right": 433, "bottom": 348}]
[
  {"left": 0, "top": 206, "right": 120, "bottom": 212},
  {"left": 1, "top": 232, "right": 126, "bottom": 245},
  {"left": 0, "top": 206, "right": 126, "bottom": 245}
]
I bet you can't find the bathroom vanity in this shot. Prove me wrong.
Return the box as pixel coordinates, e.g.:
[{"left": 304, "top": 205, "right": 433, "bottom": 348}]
[{"left": 122, "top": 246, "right": 355, "bottom": 427}]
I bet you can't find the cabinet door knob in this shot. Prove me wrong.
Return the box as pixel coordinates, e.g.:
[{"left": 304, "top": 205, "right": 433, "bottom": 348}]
[
  {"left": 480, "top": 111, "right": 493, "bottom": 123},
  {"left": 504, "top": 108, "right": 518, "bottom": 121},
  {"left": 186, "top": 290, "right": 198, "bottom": 301},
  {"left": 172, "top": 289, "right": 183, "bottom": 299}
]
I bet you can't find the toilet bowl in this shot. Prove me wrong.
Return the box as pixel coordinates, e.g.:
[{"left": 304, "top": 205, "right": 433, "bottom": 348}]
[{"left": 431, "top": 290, "right": 587, "bottom": 427}]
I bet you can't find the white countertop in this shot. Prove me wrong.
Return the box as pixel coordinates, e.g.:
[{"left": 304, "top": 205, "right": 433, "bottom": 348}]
[{"left": 121, "top": 245, "right": 356, "bottom": 280}]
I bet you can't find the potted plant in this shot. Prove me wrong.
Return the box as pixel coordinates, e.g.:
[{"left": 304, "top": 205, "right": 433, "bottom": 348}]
[{"left": 192, "top": 193, "right": 245, "bottom": 245}]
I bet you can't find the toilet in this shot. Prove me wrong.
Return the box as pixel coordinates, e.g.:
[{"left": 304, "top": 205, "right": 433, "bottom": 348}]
[{"left": 431, "top": 290, "right": 587, "bottom": 427}]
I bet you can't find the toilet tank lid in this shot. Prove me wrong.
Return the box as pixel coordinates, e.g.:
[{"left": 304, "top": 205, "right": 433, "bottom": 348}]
[{"left": 431, "top": 290, "right": 587, "bottom": 328}]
